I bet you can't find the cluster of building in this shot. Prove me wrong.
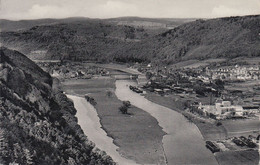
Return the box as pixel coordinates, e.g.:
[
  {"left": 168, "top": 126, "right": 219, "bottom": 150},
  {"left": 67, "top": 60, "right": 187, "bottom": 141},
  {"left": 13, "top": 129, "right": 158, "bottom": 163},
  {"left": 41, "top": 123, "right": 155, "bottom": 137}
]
[
  {"left": 196, "top": 99, "right": 259, "bottom": 120},
  {"left": 142, "top": 80, "right": 195, "bottom": 96},
  {"left": 37, "top": 61, "right": 109, "bottom": 79},
  {"left": 206, "top": 65, "right": 260, "bottom": 81}
]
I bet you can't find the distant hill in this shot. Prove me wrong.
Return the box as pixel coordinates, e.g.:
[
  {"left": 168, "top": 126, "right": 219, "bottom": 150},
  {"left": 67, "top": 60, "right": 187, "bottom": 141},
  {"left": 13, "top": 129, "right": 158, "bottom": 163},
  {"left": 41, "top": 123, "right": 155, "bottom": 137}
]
[
  {"left": 0, "top": 47, "right": 115, "bottom": 164},
  {"left": 0, "top": 20, "right": 160, "bottom": 61},
  {"left": 0, "top": 17, "right": 94, "bottom": 32},
  {"left": 0, "top": 17, "right": 192, "bottom": 32},
  {"left": 106, "top": 17, "right": 195, "bottom": 29},
  {"left": 0, "top": 15, "right": 259, "bottom": 64},
  {"left": 112, "top": 15, "right": 260, "bottom": 64}
]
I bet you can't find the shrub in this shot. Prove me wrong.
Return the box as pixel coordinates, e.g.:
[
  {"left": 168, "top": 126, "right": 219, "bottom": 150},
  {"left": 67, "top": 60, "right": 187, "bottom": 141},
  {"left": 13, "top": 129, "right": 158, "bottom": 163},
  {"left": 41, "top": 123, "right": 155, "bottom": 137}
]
[
  {"left": 216, "top": 121, "right": 222, "bottom": 126},
  {"left": 122, "top": 101, "right": 131, "bottom": 108},
  {"left": 119, "top": 105, "right": 128, "bottom": 114},
  {"left": 106, "top": 91, "right": 112, "bottom": 97},
  {"left": 84, "top": 95, "right": 97, "bottom": 106}
]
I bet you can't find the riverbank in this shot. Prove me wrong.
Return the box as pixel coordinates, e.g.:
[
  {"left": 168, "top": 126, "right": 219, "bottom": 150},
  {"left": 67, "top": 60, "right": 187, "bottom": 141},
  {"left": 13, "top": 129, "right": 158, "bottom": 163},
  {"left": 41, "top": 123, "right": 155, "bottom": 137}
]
[
  {"left": 66, "top": 95, "right": 136, "bottom": 165},
  {"left": 144, "top": 92, "right": 227, "bottom": 141},
  {"left": 143, "top": 90, "right": 259, "bottom": 165},
  {"left": 62, "top": 78, "right": 166, "bottom": 164}
]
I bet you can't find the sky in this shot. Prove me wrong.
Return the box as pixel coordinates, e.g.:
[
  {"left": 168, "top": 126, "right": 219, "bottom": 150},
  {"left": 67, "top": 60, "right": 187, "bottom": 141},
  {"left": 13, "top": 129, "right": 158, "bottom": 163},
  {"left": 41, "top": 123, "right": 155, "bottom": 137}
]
[{"left": 0, "top": 0, "right": 260, "bottom": 20}]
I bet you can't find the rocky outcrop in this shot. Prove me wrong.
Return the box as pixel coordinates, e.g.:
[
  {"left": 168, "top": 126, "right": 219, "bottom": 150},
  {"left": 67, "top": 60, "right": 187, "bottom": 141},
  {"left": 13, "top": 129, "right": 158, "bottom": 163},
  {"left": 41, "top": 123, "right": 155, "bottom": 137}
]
[{"left": 0, "top": 47, "right": 115, "bottom": 165}]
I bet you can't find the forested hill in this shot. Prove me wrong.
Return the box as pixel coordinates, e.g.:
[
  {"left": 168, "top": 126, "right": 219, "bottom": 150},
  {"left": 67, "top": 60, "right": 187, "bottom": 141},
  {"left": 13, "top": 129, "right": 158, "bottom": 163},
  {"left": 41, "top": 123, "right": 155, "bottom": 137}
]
[
  {"left": 0, "top": 15, "right": 259, "bottom": 64},
  {"left": 113, "top": 15, "right": 260, "bottom": 64},
  {"left": 0, "top": 21, "right": 159, "bottom": 61},
  {"left": 0, "top": 47, "right": 115, "bottom": 164}
]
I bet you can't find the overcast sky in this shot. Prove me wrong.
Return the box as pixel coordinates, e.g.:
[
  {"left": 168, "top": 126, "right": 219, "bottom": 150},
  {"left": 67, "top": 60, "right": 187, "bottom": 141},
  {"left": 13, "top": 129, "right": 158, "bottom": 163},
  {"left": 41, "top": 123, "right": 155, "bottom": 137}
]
[{"left": 0, "top": 0, "right": 259, "bottom": 20}]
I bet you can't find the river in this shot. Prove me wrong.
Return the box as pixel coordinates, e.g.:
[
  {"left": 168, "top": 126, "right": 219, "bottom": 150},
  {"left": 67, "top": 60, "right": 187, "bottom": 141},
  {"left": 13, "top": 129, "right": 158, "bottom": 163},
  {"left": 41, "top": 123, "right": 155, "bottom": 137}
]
[
  {"left": 115, "top": 80, "right": 218, "bottom": 165},
  {"left": 66, "top": 95, "right": 137, "bottom": 165}
]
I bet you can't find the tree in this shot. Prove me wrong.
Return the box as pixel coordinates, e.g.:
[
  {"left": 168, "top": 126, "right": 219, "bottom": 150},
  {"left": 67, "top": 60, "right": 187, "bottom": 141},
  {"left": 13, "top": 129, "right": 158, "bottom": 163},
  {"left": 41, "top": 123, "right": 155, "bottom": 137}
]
[
  {"left": 84, "top": 95, "right": 97, "bottom": 106},
  {"left": 119, "top": 105, "right": 128, "bottom": 114},
  {"left": 215, "top": 79, "right": 225, "bottom": 90},
  {"left": 122, "top": 101, "right": 131, "bottom": 108},
  {"left": 145, "top": 72, "right": 153, "bottom": 80},
  {"left": 184, "top": 100, "right": 191, "bottom": 109},
  {"left": 216, "top": 121, "right": 222, "bottom": 126},
  {"left": 24, "top": 148, "right": 33, "bottom": 165},
  {"left": 106, "top": 91, "right": 112, "bottom": 97},
  {"left": 0, "top": 129, "right": 8, "bottom": 164},
  {"left": 193, "top": 84, "right": 206, "bottom": 96}
]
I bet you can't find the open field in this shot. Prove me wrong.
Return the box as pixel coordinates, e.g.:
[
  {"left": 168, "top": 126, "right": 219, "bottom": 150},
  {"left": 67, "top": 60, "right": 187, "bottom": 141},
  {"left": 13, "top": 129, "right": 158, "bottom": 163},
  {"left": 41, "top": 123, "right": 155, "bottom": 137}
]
[
  {"left": 183, "top": 58, "right": 226, "bottom": 69},
  {"left": 225, "top": 80, "right": 260, "bottom": 91},
  {"left": 62, "top": 78, "right": 166, "bottom": 164},
  {"left": 86, "top": 63, "right": 141, "bottom": 75},
  {"left": 232, "top": 57, "right": 260, "bottom": 65},
  {"left": 222, "top": 119, "right": 260, "bottom": 137},
  {"left": 61, "top": 77, "right": 115, "bottom": 94},
  {"left": 215, "top": 150, "right": 259, "bottom": 165},
  {"left": 169, "top": 58, "right": 226, "bottom": 69}
]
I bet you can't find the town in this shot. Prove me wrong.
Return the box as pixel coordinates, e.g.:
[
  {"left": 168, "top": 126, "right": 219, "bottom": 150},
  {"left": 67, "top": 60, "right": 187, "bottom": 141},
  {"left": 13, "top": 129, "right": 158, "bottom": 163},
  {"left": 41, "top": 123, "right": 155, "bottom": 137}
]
[
  {"left": 133, "top": 63, "right": 260, "bottom": 118},
  {"left": 36, "top": 60, "right": 260, "bottom": 121}
]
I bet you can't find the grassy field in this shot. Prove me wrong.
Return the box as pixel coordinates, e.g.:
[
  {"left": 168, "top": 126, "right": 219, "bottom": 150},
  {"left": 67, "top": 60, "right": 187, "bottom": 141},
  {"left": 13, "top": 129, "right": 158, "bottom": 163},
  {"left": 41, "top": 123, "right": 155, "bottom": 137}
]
[
  {"left": 222, "top": 119, "right": 260, "bottom": 138},
  {"left": 61, "top": 77, "right": 115, "bottom": 95},
  {"left": 232, "top": 57, "right": 260, "bottom": 65},
  {"left": 62, "top": 78, "right": 166, "bottom": 164},
  {"left": 215, "top": 150, "right": 259, "bottom": 165},
  {"left": 85, "top": 63, "right": 141, "bottom": 75},
  {"left": 169, "top": 58, "right": 226, "bottom": 69}
]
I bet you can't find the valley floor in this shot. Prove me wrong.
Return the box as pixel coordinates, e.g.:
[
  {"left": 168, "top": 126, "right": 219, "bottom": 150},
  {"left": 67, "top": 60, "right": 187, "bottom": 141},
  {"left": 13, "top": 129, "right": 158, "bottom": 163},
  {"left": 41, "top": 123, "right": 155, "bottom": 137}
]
[{"left": 60, "top": 63, "right": 259, "bottom": 165}]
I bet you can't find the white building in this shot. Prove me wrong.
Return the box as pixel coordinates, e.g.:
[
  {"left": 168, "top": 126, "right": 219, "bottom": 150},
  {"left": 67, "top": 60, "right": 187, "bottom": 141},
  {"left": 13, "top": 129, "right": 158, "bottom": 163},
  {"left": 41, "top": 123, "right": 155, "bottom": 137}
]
[{"left": 198, "top": 100, "right": 244, "bottom": 119}]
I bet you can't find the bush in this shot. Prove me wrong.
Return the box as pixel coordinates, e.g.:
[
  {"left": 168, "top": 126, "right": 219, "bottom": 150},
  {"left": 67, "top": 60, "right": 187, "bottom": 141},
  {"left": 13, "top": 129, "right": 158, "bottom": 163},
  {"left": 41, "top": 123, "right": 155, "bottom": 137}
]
[
  {"left": 216, "top": 121, "right": 222, "bottom": 126},
  {"left": 84, "top": 95, "right": 97, "bottom": 106},
  {"left": 119, "top": 105, "right": 128, "bottom": 114},
  {"left": 106, "top": 91, "right": 112, "bottom": 97},
  {"left": 122, "top": 101, "right": 131, "bottom": 108}
]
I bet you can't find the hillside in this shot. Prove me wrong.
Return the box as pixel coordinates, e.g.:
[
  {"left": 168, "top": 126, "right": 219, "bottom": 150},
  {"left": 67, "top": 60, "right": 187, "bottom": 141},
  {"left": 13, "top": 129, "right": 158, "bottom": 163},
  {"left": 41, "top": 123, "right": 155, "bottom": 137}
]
[
  {"left": 0, "top": 15, "right": 259, "bottom": 64},
  {"left": 106, "top": 17, "right": 195, "bottom": 29},
  {"left": 112, "top": 15, "right": 260, "bottom": 64},
  {"left": 0, "top": 21, "right": 159, "bottom": 61},
  {"left": 0, "top": 47, "right": 115, "bottom": 164}
]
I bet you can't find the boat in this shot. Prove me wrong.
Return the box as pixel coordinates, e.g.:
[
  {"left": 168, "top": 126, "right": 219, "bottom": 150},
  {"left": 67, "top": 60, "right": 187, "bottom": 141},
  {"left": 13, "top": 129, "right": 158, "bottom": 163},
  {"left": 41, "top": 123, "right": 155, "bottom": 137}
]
[{"left": 205, "top": 141, "right": 220, "bottom": 153}]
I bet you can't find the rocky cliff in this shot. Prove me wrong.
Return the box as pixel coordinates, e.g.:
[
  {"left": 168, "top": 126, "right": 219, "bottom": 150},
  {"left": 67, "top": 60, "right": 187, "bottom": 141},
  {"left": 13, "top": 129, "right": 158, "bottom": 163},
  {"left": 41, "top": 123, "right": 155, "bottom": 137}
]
[{"left": 0, "top": 47, "right": 115, "bottom": 164}]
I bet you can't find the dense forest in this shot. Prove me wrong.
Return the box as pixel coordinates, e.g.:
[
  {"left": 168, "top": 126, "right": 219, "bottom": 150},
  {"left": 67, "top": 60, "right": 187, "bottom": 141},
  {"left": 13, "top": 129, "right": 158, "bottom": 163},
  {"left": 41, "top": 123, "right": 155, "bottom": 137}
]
[{"left": 112, "top": 15, "right": 260, "bottom": 64}]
